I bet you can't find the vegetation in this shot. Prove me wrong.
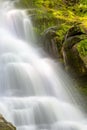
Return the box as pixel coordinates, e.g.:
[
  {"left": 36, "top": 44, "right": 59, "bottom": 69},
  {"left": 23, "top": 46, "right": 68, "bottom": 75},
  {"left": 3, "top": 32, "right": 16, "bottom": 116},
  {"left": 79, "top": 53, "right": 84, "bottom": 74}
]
[
  {"left": 78, "top": 39, "right": 87, "bottom": 56},
  {"left": 15, "top": 0, "right": 87, "bottom": 57},
  {"left": 15, "top": 0, "right": 87, "bottom": 98}
]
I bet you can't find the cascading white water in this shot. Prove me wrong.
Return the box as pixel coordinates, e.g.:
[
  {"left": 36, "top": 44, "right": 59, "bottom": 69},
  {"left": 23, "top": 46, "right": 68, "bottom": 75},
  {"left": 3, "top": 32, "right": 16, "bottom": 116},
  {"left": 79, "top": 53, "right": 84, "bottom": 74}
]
[{"left": 0, "top": 0, "right": 87, "bottom": 130}]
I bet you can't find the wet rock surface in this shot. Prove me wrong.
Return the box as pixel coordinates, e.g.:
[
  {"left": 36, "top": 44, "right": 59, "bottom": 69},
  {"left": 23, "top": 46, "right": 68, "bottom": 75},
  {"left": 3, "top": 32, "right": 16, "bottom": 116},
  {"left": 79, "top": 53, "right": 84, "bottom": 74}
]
[{"left": 41, "top": 27, "right": 62, "bottom": 58}]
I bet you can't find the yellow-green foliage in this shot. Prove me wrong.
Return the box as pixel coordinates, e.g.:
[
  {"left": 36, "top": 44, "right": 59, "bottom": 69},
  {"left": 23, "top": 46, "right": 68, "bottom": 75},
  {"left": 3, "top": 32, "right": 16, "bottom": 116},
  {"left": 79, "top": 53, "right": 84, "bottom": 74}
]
[
  {"left": 56, "top": 23, "right": 71, "bottom": 40},
  {"left": 15, "top": 0, "right": 87, "bottom": 37},
  {"left": 15, "top": 0, "right": 87, "bottom": 21},
  {"left": 77, "top": 39, "right": 87, "bottom": 56}
]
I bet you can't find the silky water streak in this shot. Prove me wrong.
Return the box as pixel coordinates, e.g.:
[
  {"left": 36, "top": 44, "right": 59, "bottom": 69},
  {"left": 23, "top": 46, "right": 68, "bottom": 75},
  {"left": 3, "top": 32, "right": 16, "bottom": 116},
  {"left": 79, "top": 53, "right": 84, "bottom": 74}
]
[{"left": 0, "top": 1, "right": 86, "bottom": 130}]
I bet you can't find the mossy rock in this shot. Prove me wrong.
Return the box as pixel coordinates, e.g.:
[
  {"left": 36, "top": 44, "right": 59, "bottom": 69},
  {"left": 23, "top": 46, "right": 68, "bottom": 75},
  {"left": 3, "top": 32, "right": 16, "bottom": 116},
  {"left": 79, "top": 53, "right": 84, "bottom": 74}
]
[
  {"left": 62, "top": 36, "right": 86, "bottom": 75},
  {"left": 77, "top": 39, "right": 87, "bottom": 69},
  {"left": 77, "top": 39, "right": 87, "bottom": 56},
  {"left": 62, "top": 24, "right": 87, "bottom": 76},
  {"left": 64, "top": 24, "right": 86, "bottom": 40},
  {"left": 40, "top": 26, "right": 63, "bottom": 58}
]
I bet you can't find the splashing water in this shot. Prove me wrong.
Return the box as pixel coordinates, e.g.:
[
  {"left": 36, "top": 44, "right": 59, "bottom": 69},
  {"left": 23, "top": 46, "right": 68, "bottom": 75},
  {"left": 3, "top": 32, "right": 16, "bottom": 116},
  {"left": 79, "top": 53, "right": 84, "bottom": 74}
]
[{"left": 0, "top": 1, "right": 87, "bottom": 130}]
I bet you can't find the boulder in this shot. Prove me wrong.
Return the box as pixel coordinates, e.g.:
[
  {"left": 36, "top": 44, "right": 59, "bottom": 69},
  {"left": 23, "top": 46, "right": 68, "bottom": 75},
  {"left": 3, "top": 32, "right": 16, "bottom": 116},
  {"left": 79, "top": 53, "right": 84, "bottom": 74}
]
[
  {"left": 64, "top": 24, "right": 85, "bottom": 40},
  {"left": 62, "top": 24, "right": 87, "bottom": 76},
  {"left": 0, "top": 114, "right": 16, "bottom": 130},
  {"left": 41, "top": 24, "right": 87, "bottom": 76},
  {"left": 41, "top": 27, "right": 62, "bottom": 58}
]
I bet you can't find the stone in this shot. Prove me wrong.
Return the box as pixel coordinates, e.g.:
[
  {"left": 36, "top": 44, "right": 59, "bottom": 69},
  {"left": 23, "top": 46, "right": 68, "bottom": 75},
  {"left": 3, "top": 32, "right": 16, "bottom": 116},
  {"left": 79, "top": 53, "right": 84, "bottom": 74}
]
[
  {"left": 0, "top": 114, "right": 16, "bottom": 130},
  {"left": 41, "top": 26, "right": 62, "bottom": 58},
  {"left": 62, "top": 24, "right": 87, "bottom": 76}
]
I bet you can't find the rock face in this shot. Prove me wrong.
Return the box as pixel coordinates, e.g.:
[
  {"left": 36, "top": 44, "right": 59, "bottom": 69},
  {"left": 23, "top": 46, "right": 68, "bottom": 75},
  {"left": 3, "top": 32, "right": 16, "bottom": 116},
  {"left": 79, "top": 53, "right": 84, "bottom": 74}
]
[{"left": 0, "top": 114, "right": 16, "bottom": 130}]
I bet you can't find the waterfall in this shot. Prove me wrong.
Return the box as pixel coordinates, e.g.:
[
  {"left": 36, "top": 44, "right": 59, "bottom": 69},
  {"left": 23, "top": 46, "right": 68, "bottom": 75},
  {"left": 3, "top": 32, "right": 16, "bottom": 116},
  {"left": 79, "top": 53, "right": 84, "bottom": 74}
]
[{"left": 0, "top": 1, "right": 87, "bottom": 130}]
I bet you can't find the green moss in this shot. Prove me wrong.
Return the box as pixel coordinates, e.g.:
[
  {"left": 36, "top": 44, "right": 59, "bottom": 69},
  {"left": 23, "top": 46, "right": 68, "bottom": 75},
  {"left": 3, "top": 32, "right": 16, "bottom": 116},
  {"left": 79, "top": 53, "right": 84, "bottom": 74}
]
[
  {"left": 77, "top": 85, "right": 87, "bottom": 96},
  {"left": 56, "top": 23, "right": 71, "bottom": 40},
  {"left": 77, "top": 39, "right": 87, "bottom": 56},
  {"left": 15, "top": 0, "right": 87, "bottom": 37}
]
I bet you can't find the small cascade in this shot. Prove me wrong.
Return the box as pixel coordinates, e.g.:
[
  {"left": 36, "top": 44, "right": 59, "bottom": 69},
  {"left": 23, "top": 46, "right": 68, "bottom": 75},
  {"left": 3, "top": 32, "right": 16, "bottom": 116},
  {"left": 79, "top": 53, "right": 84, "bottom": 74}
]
[{"left": 0, "top": 1, "right": 86, "bottom": 130}]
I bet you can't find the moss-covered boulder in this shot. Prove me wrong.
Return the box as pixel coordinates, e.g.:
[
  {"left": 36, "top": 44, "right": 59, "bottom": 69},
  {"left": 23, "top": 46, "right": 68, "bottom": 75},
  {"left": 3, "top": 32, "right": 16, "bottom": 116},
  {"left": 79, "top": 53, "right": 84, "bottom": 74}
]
[
  {"left": 64, "top": 24, "right": 85, "bottom": 39},
  {"left": 62, "top": 37, "right": 87, "bottom": 75},
  {"left": 0, "top": 114, "right": 16, "bottom": 130},
  {"left": 62, "top": 24, "right": 87, "bottom": 76},
  {"left": 41, "top": 24, "right": 71, "bottom": 58}
]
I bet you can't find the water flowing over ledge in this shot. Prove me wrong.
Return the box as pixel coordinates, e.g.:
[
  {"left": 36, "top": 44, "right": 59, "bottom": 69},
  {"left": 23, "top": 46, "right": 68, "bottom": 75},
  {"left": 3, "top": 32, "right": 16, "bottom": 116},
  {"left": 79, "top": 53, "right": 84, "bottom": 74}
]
[{"left": 0, "top": 1, "right": 87, "bottom": 130}]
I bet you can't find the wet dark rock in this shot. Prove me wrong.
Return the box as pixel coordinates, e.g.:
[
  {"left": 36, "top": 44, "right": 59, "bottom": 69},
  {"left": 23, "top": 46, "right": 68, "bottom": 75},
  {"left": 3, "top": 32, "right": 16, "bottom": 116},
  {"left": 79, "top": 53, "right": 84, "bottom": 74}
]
[{"left": 41, "top": 27, "right": 62, "bottom": 58}]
